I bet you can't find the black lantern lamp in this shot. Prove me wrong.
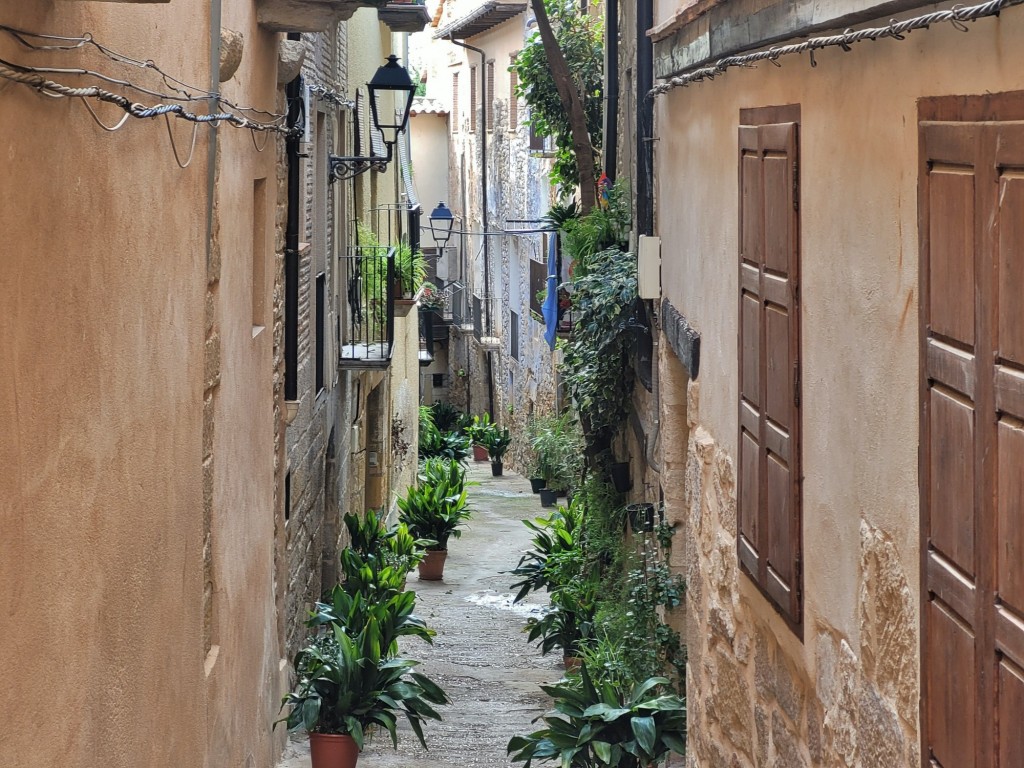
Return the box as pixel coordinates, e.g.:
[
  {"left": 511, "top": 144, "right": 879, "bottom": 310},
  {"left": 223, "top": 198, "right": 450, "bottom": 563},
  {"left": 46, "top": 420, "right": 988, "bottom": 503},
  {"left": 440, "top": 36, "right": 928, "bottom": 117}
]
[
  {"left": 329, "top": 55, "right": 416, "bottom": 183},
  {"left": 368, "top": 54, "right": 417, "bottom": 146},
  {"left": 428, "top": 201, "right": 455, "bottom": 247}
]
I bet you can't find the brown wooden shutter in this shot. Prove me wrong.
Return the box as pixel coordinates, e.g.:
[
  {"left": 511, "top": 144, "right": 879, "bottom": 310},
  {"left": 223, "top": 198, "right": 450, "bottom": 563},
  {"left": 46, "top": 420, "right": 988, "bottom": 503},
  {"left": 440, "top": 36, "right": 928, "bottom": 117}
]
[
  {"left": 738, "top": 107, "right": 802, "bottom": 630},
  {"left": 452, "top": 71, "right": 459, "bottom": 133},
  {"left": 509, "top": 57, "right": 519, "bottom": 131},
  {"left": 470, "top": 66, "right": 477, "bottom": 133},
  {"left": 920, "top": 101, "right": 1024, "bottom": 768},
  {"left": 486, "top": 61, "right": 495, "bottom": 132}
]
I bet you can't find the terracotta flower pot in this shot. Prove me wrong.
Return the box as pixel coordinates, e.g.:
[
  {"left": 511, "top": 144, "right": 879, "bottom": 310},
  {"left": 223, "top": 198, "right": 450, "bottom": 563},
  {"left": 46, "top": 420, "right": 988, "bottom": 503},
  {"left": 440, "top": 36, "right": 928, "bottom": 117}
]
[
  {"left": 310, "top": 733, "right": 359, "bottom": 768},
  {"left": 472, "top": 444, "right": 489, "bottom": 462},
  {"left": 418, "top": 549, "right": 448, "bottom": 581},
  {"left": 562, "top": 655, "right": 582, "bottom": 673}
]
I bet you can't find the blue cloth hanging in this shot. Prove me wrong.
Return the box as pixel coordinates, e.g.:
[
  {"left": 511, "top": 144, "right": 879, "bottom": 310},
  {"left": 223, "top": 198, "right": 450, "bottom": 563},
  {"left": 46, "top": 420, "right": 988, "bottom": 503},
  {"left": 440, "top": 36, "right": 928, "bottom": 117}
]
[{"left": 542, "top": 234, "right": 558, "bottom": 350}]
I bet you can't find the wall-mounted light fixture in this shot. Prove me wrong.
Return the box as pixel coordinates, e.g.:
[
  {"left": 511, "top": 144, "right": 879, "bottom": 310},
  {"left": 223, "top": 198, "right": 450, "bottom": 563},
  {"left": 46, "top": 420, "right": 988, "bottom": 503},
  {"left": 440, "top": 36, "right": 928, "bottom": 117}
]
[
  {"left": 428, "top": 201, "right": 455, "bottom": 247},
  {"left": 328, "top": 55, "right": 416, "bottom": 184}
]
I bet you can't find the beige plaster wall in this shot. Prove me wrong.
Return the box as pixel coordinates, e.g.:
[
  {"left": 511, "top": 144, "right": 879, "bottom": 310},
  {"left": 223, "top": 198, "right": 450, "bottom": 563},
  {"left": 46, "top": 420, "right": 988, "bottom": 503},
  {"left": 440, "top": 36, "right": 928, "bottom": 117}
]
[
  {"left": 410, "top": 111, "right": 451, "bottom": 215},
  {"left": 205, "top": 3, "right": 284, "bottom": 765},
  {"left": 654, "top": 9, "right": 1024, "bottom": 766},
  {"left": 0, "top": 1, "right": 211, "bottom": 766}
]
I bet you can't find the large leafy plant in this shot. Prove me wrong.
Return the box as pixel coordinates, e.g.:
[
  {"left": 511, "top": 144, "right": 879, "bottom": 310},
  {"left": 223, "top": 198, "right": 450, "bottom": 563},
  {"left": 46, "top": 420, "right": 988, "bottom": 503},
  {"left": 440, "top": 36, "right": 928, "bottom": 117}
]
[
  {"left": 507, "top": 667, "right": 686, "bottom": 768},
  {"left": 418, "top": 405, "right": 472, "bottom": 462},
  {"left": 509, "top": 504, "right": 582, "bottom": 603},
  {"left": 280, "top": 623, "right": 448, "bottom": 749},
  {"left": 397, "top": 458, "right": 472, "bottom": 550}
]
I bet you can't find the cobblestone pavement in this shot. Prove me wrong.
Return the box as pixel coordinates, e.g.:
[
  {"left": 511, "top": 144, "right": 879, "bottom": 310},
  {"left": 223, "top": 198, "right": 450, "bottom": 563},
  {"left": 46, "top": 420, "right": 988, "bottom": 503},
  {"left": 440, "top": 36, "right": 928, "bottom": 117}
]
[{"left": 277, "top": 462, "right": 561, "bottom": 768}]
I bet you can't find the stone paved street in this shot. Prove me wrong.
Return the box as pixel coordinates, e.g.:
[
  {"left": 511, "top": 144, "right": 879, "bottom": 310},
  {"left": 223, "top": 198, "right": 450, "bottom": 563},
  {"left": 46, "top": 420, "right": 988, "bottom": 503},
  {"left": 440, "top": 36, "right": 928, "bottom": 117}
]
[{"left": 276, "top": 462, "right": 561, "bottom": 768}]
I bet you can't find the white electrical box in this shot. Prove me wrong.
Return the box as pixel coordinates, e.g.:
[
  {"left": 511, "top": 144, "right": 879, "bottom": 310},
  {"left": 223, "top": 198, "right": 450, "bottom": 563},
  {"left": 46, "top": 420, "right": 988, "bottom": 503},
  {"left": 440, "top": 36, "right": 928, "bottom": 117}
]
[{"left": 638, "top": 235, "right": 661, "bottom": 300}]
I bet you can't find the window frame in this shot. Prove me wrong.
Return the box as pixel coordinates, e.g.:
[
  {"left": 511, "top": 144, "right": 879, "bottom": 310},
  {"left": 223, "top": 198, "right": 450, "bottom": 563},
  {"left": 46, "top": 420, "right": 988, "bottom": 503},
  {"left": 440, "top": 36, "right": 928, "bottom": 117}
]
[{"left": 736, "top": 103, "right": 803, "bottom": 636}]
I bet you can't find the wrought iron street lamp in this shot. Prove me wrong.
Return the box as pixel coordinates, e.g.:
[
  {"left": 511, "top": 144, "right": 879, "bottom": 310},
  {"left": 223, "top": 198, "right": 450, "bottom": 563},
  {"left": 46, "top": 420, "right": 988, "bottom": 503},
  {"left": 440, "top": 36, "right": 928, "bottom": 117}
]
[
  {"left": 428, "top": 201, "right": 455, "bottom": 246},
  {"left": 328, "top": 55, "right": 416, "bottom": 183}
]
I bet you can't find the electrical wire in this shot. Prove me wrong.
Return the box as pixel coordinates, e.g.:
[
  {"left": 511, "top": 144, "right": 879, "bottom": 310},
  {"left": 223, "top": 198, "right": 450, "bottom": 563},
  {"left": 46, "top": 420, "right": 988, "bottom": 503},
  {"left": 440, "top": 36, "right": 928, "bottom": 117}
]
[
  {"left": 650, "top": 0, "right": 1023, "bottom": 96},
  {"left": 0, "top": 62, "right": 299, "bottom": 136},
  {"left": 0, "top": 25, "right": 287, "bottom": 122}
]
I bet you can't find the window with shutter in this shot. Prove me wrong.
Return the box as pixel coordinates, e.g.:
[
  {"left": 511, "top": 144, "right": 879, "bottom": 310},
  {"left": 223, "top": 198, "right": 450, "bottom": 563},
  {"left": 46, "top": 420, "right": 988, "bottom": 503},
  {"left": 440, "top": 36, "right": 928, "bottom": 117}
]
[
  {"left": 470, "top": 66, "right": 477, "bottom": 133},
  {"left": 920, "top": 93, "right": 1024, "bottom": 768},
  {"left": 737, "top": 105, "right": 803, "bottom": 633},
  {"left": 486, "top": 60, "right": 495, "bottom": 132},
  {"left": 452, "top": 71, "right": 459, "bottom": 133},
  {"left": 509, "top": 55, "right": 519, "bottom": 131}
]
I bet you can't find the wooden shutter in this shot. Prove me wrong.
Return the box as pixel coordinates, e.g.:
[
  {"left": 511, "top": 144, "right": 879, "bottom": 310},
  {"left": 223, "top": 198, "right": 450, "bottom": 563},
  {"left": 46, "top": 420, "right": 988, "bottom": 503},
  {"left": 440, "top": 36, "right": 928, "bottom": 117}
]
[
  {"left": 486, "top": 61, "right": 495, "bottom": 132},
  {"left": 737, "top": 107, "right": 802, "bottom": 630},
  {"left": 452, "top": 71, "right": 459, "bottom": 133},
  {"left": 920, "top": 100, "right": 1024, "bottom": 768},
  {"left": 470, "top": 66, "right": 477, "bottom": 133},
  {"left": 509, "top": 57, "right": 519, "bottom": 131}
]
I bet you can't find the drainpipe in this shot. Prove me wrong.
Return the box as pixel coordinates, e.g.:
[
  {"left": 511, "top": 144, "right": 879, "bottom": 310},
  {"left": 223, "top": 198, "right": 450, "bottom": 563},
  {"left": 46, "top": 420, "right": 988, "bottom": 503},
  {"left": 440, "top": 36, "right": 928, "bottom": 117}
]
[
  {"left": 636, "top": 0, "right": 654, "bottom": 236},
  {"left": 603, "top": 0, "right": 619, "bottom": 181},
  {"left": 447, "top": 36, "right": 496, "bottom": 418},
  {"left": 636, "top": 0, "right": 660, "bottom": 477},
  {"left": 284, "top": 71, "right": 302, "bottom": 402}
]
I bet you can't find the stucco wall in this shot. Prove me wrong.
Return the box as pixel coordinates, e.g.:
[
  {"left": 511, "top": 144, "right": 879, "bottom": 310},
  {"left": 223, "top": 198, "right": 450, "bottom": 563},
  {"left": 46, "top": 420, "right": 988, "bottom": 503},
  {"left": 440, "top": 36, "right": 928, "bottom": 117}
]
[
  {"left": 654, "top": 8, "right": 1024, "bottom": 766},
  {"left": 1, "top": 2, "right": 227, "bottom": 766}
]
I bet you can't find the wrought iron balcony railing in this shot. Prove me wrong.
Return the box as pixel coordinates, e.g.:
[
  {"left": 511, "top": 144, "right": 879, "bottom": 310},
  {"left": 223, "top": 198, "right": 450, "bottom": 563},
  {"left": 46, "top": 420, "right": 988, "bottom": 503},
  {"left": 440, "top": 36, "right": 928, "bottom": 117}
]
[{"left": 339, "top": 246, "right": 395, "bottom": 369}]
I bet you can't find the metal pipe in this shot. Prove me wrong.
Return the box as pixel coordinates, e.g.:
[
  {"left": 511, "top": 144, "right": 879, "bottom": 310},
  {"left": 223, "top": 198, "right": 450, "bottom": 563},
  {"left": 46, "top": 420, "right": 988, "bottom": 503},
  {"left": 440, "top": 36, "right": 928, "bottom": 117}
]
[
  {"left": 285, "top": 73, "right": 302, "bottom": 402},
  {"left": 603, "top": 0, "right": 619, "bottom": 181},
  {"left": 636, "top": 0, "right": 654, "bottom": 236}
]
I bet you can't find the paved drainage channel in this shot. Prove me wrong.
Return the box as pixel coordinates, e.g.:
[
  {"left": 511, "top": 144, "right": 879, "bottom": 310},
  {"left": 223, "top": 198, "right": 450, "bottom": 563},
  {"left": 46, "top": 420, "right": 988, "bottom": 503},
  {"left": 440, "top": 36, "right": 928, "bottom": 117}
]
[{"left": 277, "top": 465, "right": 561, "bottom": 768}]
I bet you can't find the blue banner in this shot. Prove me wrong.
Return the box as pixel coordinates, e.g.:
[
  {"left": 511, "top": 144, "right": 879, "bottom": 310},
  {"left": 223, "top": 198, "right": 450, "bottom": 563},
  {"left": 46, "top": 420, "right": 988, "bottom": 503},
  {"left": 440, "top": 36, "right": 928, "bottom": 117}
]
[{"left": 542, "top": 234, "right": 558, "bottom": 350}]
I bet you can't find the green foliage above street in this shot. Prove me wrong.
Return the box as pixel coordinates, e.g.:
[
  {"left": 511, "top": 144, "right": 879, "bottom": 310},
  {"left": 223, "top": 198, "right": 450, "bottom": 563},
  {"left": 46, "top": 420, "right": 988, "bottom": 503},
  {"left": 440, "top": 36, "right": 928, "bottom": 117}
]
[{"left": 512, "top": 0, "right": 603, "bottom": 198}]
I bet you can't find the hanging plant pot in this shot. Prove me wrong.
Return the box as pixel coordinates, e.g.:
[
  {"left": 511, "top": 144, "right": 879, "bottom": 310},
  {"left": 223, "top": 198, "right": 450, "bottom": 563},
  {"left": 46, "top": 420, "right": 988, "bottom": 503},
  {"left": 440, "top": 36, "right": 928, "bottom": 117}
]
[
  {"left": 418, "top": 549, "right": 448, "bottom": 581},
  {"left": 491, "top": 461, "right": 503, "bottom": 477},
  {"left": 626, "top": 503, "right": 656, "bottom": 534},
  {"left": 539, "top": 488, "right": 558, "bottom": 508},
  {"left": 529, "top": 477, "right": 546, "bottom": 494},
  {"left": 472, "top": 444, "right": 489, "bottom": 462},
  {"left": 610, "top": 461, "right": 632, "bottom": 493},
  {"left": 310, "top": 733, "right": 359, "bottom": 768}
]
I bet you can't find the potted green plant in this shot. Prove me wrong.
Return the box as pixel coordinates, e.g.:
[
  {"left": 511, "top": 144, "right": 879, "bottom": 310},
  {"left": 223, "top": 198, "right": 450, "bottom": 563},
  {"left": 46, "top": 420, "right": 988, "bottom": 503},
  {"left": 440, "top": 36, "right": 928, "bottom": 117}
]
[
  {"left": 280, "top": 623, "right": 449, "bottom": 768},
  {"left": 482, "top": 425, "right": 512, "bottom": 476},
  {"left": 394, "top": 240, "right": 426, "bottom": 299},
  {"left": 507, "top": 667, "right": 686, "bottom": 768},
  {"left": 525, "top": 581, "right": 594, "bottom": 663},
  {"left": 465, "top": 413, "right": 496, "bottom": 462},
  {"left": 397, "top": 458, "right": 473, "bottom": 580}
]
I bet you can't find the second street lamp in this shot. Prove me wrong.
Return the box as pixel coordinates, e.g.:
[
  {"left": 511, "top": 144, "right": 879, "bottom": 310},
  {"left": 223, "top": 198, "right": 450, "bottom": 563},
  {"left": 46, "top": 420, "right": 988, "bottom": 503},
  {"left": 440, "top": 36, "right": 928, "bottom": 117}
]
[
  {"left": 328, "top": 54, "right": 416, "bottom": 183},
  {"left": 428, "top": 201, "right": 455, "bottom": 247}
]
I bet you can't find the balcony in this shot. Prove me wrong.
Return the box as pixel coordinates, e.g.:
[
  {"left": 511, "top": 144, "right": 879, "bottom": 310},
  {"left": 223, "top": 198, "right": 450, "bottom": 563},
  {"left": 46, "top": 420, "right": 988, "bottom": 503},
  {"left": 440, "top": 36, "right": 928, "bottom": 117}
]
[
  {"left": 339, "top": 246, "right": 395, "bottom": 369},
  {"left": 378, "top": 1, "right": 431, "bottom": 33},
  {"left": 256, "top": 0, "right": 386, "bottom": 33}
]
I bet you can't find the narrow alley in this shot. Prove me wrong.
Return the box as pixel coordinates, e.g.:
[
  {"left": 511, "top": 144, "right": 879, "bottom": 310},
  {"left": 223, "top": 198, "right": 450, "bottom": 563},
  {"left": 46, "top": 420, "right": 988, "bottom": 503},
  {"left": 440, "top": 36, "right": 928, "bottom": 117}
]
[{"left": 277, "top": 463, "right": 561, "bottom": 768}]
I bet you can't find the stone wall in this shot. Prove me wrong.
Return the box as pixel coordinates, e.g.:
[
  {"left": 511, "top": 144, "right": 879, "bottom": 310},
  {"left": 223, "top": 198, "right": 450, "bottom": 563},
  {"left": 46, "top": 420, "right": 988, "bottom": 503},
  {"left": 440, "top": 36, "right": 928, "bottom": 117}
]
[{"left": 675, "top": 376, "right": 919, "bottom": 768}]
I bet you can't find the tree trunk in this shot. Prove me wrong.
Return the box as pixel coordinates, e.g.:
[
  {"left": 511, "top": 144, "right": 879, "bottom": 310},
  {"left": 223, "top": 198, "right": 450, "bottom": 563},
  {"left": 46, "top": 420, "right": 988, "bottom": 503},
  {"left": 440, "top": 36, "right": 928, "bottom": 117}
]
[{"left": 531, "top": 0, "right": 597, "bottom": 213}]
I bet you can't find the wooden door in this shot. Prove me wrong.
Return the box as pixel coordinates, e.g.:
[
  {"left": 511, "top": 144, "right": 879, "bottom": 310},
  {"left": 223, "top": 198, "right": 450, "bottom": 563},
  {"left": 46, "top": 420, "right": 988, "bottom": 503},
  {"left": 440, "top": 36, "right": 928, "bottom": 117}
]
[{"left": 920, "top": 95, "right": 1024, "bottom": 768}]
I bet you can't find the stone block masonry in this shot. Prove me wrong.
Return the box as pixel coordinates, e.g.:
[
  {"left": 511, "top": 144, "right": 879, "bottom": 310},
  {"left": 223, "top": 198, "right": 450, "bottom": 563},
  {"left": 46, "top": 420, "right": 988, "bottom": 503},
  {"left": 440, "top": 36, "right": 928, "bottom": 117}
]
[{"left": 677, "top": 378, "right": 918, "bottom": 768}]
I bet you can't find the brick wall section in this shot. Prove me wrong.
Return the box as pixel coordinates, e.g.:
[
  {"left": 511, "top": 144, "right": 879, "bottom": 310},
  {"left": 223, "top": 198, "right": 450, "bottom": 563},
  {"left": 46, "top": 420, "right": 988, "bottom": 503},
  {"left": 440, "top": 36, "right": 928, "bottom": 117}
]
[{"left": 275, "top": 23, "right": 352, "bottom": 664}]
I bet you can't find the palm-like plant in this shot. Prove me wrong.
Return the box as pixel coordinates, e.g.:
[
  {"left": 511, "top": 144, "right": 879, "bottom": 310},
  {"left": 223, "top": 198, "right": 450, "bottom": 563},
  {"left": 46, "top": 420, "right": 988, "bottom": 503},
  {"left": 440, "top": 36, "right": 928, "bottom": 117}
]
[
  {"left": 398, "top": 458, "right": 472, "bottom": 551},
  {"left": 507, "top": 666, "right": 686, "bottom": 768},
  {"left": 281, "top": 623, "right": 449, "bottom": 749},
  {"left": 509, "top": 505, "right": 582, "bottom": 603},
  {"left": 481, "top": 426, "right": 513, "bottom": 463}
]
